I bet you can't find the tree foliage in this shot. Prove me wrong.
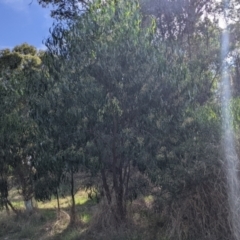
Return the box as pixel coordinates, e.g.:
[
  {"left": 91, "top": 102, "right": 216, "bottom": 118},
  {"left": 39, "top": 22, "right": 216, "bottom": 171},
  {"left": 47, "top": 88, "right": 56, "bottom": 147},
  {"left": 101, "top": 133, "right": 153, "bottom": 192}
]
[
  {"left": 36, "top": 0, "right": 224, "bottom": 225},
  {"left": 37, "top": 0, "right": 89, "bottom": 19},
  {"left": 2, "top": 0, "right": 240, "bottom": 239},
  {"left": 0, "top": 44, "right": 41, "bottom": 211}
]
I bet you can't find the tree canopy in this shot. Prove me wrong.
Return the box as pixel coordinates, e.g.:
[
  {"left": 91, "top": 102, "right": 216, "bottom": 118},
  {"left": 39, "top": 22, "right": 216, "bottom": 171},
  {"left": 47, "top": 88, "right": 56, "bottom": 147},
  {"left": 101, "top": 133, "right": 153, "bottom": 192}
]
[{"left": 1, "top": 0, "right": 240, "bottom": 239}]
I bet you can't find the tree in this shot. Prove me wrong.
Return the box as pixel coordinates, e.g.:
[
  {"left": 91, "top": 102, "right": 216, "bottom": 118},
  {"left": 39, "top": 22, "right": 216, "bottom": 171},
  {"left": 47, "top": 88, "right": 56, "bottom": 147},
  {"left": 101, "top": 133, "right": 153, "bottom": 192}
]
[
  {"left": 42, "top": 0, "right": 220, "bottom": 222},
  {"left": 141, "top": 0, "right": 218, "bottom": 40},
  {"left": 36, "top": 0, "right": 161, "bottom": 221},
  {"left": 37, "top": 0, "right": 90, "bottom": 19},
  {"left": 28, "top": 46, "right": 87, "bottom": 222},
  {"left": 0, "top": 44, "right": 41, "bottom": 212},
  {"left": 34, "top": 0, "right": 240, "bottom": 237}
]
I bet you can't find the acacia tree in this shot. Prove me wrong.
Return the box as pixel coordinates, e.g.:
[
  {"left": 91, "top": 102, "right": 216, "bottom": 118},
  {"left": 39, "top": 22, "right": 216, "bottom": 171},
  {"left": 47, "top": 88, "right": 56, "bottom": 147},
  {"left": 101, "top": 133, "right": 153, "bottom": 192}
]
[
  {"left": 37, "top": 0, "right": 159, "bottom": 221},
  {"left": 35, "top": 0, "right": 232, "bottom": 234},
  {"left": 42, "top": 0, "right": 212, "bottom": 221}
]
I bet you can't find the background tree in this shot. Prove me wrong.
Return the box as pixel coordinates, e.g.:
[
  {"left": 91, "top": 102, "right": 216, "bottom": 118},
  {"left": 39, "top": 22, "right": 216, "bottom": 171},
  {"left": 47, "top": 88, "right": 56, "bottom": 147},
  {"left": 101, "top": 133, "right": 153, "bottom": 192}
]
[
  {"left": 0, "top": 44, "right": 41, "bottom": 212},
  {"left": 28, "top": 46, "right": 87, "bottom": 222},
  {"left": 37, "top": 0, "right": 90, "bottom": 19}
]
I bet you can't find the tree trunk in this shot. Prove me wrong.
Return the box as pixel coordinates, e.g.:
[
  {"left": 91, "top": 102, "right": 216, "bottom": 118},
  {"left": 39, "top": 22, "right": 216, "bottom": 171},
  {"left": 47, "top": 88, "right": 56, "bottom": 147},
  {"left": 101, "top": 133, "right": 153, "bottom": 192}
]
[
  {"left": 5, "top": 200, "right": 10, "bottom": 215},
  {"left": 116, "top": 190, "right": 126, "bottom": 220},
  {"left": 56, "top": 188, "right": 60, "bottom": 212},
  {"left": 112, "top": 114, "right": 126, "bottom": 221},
  {"left": 101, "top": 168, "right": 111, "bottom": 204},
  {"left": 7, "top": 199, "right": 18, "bottom": 215},
  {"left": 24, "top": 198, "right": 33, "bottom": 212},
  {"left": 16, "top": 164, "right": 34, "bottom": 212},
  {"left": 115, "top": 161, "right": 126, "bottom": 221},
  {"left": 70, "top": 168, "right": 76, "bottom": 224}
]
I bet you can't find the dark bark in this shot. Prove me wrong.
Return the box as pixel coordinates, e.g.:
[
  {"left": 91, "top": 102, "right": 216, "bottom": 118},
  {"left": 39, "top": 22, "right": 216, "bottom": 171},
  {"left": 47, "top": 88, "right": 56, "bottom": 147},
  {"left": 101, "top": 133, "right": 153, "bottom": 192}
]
[
  {"left": 70, "top": 168, "right": 76, "bottom": 224},
  {"left": 101, "top": 168, "right": 112, "bottom": 204},
  {"left": 5, "top": 200, "right": 10, "bottom": 215},
  {"left": 7, "top": 199, "right": 18, "bottom": 215},
  {"left": 56, "top": 188, "right": 60, "bottom": 213},
  {"left": 112, "top": 115, "right": 126, "bottom": 220},
  {"left": 112, "top": 115, "right": 119, "bottom": 195},
  {"left": 116, "top": 170, "right": 125, "bottom": 220}
]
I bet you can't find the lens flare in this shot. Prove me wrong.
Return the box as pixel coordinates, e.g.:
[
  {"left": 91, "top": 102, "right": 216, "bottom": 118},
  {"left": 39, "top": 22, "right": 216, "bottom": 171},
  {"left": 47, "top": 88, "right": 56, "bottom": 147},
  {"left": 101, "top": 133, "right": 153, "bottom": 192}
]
[{"left": 221, "top": 1, "right": 240, "bottom": 239}]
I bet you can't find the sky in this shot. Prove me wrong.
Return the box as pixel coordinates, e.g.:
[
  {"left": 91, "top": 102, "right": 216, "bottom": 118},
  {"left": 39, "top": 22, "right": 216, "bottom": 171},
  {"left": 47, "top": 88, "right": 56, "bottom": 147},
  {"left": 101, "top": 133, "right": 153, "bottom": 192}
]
[
  {"left": 0, "top": 0, "right": 54, "bottom": 50},
  {"left": 0, "top": 0, "right": 233, "bottom": 52}
]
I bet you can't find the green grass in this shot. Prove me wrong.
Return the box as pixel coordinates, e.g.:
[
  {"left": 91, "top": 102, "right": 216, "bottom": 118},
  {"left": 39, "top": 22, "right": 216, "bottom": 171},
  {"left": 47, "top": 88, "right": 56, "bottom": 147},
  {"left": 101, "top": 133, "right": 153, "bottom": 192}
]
[
  {"left": 0, "top": 189, "right": 95, "bottom": 240},
  {"left": 81, "top": 212, "right": 91, "bottom": 224},
  {"left": 41, "top": 208, "right": 56, "bottom": 220},
  {"left": 0, "top": 189, "right": 168, "bottom": 240}
]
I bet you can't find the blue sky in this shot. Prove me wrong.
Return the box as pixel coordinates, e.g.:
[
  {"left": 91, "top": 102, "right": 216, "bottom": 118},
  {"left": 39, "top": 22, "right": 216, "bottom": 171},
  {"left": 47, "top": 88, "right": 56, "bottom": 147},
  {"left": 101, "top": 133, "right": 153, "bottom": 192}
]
[{"left": 0, "top": 0, "right": 54, "bottom": 50}]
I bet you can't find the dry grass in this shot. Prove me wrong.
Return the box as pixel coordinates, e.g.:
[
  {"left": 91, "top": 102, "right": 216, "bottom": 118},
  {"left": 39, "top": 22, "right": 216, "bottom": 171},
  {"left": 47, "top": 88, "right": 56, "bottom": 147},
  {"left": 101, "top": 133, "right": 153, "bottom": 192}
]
[
  {"left": 0, "top": 172, "right": 233, "bottom": 240},
  {"left": 0, "top": 189, "right": 92, "bottom": 240},
  {"left": 150, "top": 166, "right": 232, "bottom": 240}
]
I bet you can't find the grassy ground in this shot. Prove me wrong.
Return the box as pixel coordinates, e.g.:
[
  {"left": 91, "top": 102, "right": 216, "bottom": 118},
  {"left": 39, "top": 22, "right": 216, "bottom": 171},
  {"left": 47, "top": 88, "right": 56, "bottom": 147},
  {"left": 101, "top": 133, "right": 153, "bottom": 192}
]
[
  {"left": 0, "top": 189, "right": 97, "bottom": 240},
  {"left": 0, "top": 189, "right": 165, "bottom": 240}
]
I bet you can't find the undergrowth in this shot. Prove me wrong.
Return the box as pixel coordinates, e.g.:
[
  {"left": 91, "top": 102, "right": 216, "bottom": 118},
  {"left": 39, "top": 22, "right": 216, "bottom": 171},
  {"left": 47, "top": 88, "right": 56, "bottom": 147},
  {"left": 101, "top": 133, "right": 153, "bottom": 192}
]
[{"left": 0, "top": 178, "right": 232, "bottom": 240}]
